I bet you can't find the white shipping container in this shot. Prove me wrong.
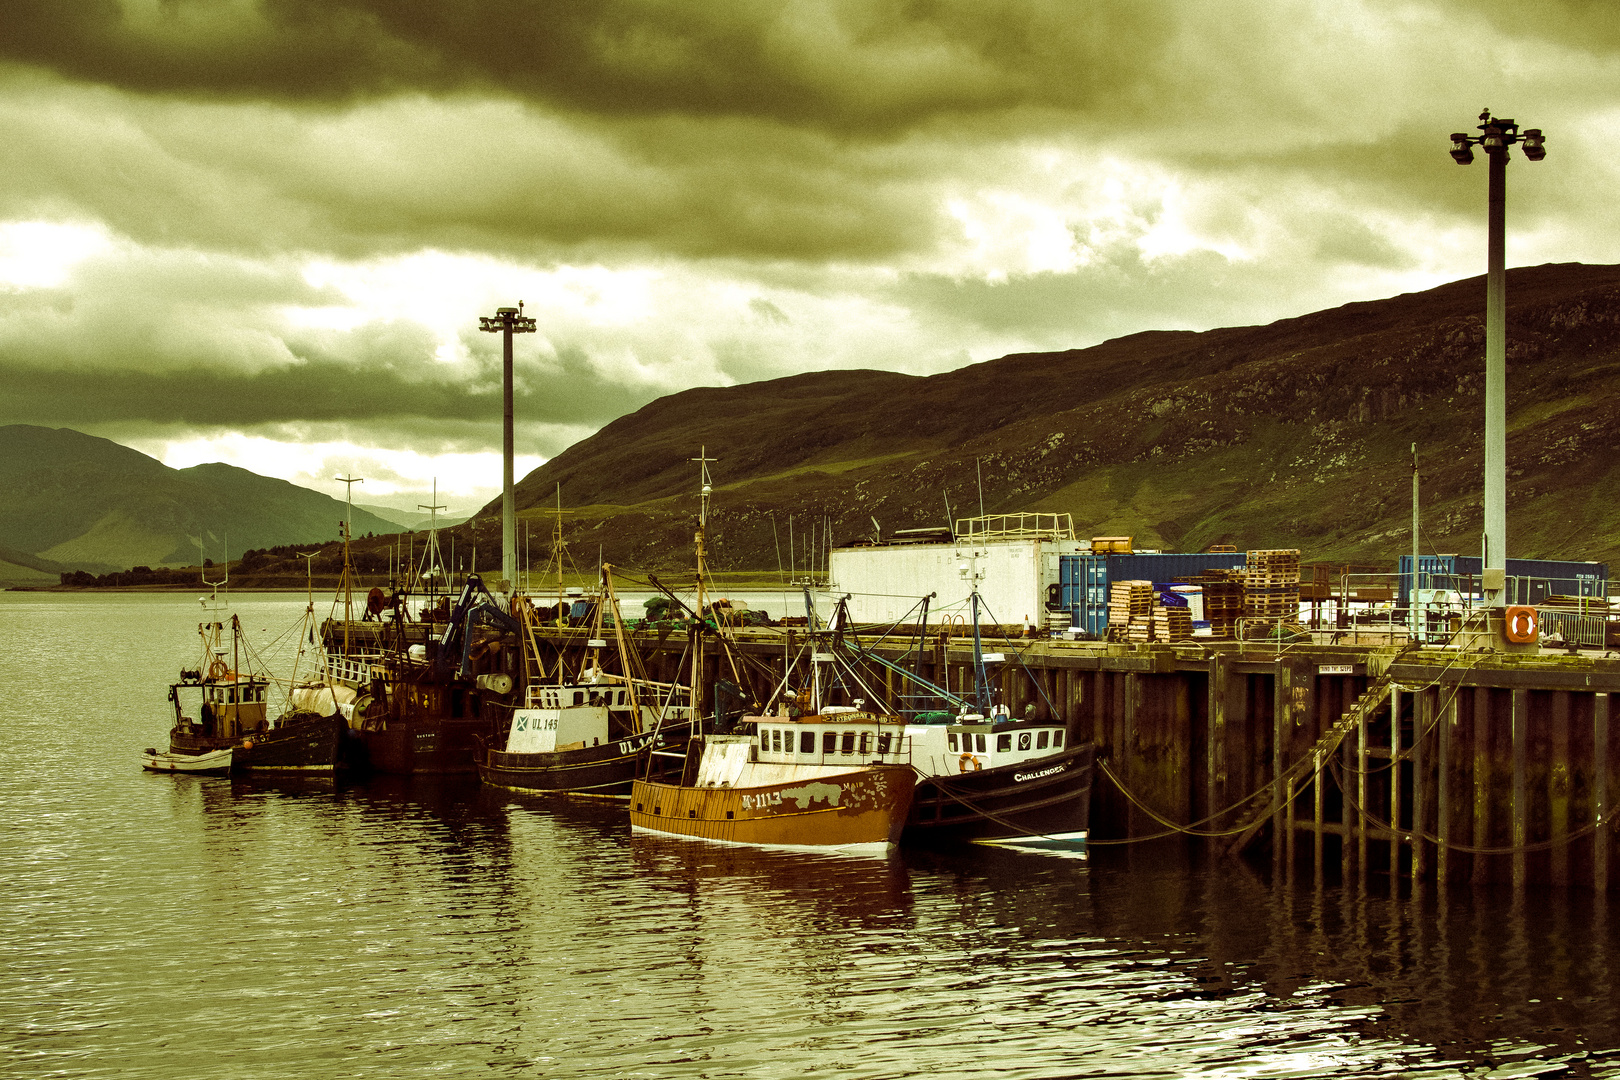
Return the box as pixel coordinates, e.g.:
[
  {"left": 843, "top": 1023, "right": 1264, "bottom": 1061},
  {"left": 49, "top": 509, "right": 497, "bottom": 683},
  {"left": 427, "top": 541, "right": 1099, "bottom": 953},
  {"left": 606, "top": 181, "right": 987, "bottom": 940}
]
[{"left": 829, "top": 538, "right": 1085, "bottom": 627}]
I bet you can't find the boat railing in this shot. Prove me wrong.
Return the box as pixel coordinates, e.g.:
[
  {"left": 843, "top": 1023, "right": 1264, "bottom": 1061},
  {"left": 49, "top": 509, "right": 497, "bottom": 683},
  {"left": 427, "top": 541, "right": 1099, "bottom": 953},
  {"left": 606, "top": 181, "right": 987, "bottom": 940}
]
[{"left": 324, "top": 653, "right": 384, "bottom": 688}]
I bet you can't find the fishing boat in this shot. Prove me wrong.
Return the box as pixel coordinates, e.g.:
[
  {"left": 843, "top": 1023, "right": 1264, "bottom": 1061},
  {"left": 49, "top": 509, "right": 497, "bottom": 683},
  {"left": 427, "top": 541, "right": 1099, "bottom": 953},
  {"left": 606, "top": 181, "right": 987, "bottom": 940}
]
[
  {"left": 629, "top": 450, "right": 917, "bottom": 850},
  {"left": 476, "top": 565, "right": 693, "bottom": 798},
  {"left": 476, "top": 498, "right": 692, "bottom": 796},
  {"left": 334, "top": 570, "right": 518, "bottom": 774},
  {"left": 161, "top": 608, "right": 346, "bottom": 773},
  {"left": 825, "top": 592, "right": 1095, "bottom": 853}
]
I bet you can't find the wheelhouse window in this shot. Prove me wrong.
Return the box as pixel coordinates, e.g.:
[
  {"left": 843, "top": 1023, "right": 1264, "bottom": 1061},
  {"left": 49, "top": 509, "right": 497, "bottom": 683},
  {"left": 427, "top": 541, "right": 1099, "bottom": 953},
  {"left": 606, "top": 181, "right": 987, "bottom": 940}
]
[
  {"left": 841, "top": 732, "right": 856, "bottom": 754},
  {"left": 997, "top": 733, "right": 1011, "bottom": 753},
  {"left": 800, "top": 731, "right": 816, "bottom": 754},
  {"left": 877, "top": 734, "right": 892, "bottom": 755},
  {"left": 1037, "top": 731, "right": 1050, "bottom": 750},
  {"left": 976, "top": 734, "right": 987, "bottom": 753},
  {"left": 823, "top": 731, "right": 837, "bottom": 754},
  {"left": 1018, "top": 733, "right": 1032, "bottom": 751},
  {"left": 858, "top": 733, "right": 869, "bottom": 755},
  {"left": 948, "top": 733, "right": 959, "bottom": 752}
]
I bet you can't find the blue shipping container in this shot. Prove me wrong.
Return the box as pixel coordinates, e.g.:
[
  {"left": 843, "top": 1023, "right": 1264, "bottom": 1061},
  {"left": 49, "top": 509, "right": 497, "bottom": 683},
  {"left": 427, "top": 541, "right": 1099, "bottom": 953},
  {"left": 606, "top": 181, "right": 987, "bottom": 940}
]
[
  {"left": 1060, "top": 552, "right": 1247, "bottom": 634},
  {"left": 1397, "top": 554, "right": 1607, "bottom": 606}
]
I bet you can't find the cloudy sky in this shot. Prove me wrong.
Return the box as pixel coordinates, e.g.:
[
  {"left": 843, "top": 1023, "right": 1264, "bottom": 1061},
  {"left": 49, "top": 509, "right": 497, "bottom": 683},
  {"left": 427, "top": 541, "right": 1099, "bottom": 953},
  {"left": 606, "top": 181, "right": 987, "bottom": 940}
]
[{"left": 2, "top": 1, "right": 1617, "bottom": 513}]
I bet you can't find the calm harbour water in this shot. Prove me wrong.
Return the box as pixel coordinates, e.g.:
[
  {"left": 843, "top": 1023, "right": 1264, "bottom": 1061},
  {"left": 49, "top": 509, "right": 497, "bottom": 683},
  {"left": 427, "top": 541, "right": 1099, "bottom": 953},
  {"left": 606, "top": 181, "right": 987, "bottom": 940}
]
[{"left": 4, "top": 591, "right": 1620, "bottom": 1079}]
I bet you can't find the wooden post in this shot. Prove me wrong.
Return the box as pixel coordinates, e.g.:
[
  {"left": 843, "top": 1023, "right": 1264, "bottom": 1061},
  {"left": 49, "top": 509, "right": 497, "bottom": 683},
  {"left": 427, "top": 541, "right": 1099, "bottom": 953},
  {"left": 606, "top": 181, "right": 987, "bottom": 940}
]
[
  {"left": 1597, "top": 692, "right": 1610, "bottom": 894},
  {"left": 1343, "top": 676, "right": 1357, "bottom": 879},
  {"left": 1357, "top": 678, "right": 1369, "bottom": 882},
  {"left": 1274, "top": 664, "right": 1287, "bottom": 871},
  {"left": 1437, "top": 686, "right": 1452, "bottom": 887},
  {"left": 1208, "top": 652, "right": 1228, "bottom": 845},
  {"left": 1472, "top": 686, "right": 1491, "bottom": 885},
  {"left": 1313, "top": 749, "right": 1325, "bottom": 881},
  {"left": 1390, "top": 687, "right": 1403, "bottom": 881},
  {"left": 1551, "top": 690, "right": 1571, "bottom": 888},
  {"left": 1412, "top": 687, "right": 1427, "bottom": 881},
  {"left": 1512, "top": 688, "right": 1529, "bottom": 891}
]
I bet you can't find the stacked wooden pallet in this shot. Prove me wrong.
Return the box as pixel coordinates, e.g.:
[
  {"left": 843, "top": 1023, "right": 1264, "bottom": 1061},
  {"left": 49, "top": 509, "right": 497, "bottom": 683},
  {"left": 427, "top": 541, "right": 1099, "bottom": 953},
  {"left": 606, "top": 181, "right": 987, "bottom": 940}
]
[
  {"left": 1244, "top": 549, "right": 1301, "bottom": 622},
  {"left": 1109, "top": 579, "right": 1154, "bottom": 624},
  {"left": 1178, "top": 570, "right": 1243, "bottom": 639},
  {"left": 1153, "top": 602, "right": 1192, "bottom": 642}
]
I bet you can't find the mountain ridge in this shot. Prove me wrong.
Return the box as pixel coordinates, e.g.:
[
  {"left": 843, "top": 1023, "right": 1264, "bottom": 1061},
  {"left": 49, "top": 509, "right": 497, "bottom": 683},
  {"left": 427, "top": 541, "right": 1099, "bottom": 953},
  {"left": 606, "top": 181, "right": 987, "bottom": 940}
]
[
  {"left": 477, "top": 261, "right": 1620, "bottom": 573},
  {"left": 0, "top": 425, "right": 400, "bottom": 575}
]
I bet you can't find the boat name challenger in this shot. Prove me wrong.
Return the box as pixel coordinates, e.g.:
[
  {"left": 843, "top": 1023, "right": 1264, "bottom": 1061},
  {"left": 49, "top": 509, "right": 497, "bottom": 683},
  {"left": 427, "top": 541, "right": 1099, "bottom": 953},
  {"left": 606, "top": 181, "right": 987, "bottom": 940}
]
[{"left": 1014, "top": 762, "right": 1069, "bottom": 783}]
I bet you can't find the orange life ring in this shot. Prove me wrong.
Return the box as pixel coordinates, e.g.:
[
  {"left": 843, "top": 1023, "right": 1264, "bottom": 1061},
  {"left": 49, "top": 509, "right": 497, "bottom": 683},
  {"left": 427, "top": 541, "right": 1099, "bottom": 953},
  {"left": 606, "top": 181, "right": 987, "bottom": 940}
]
[
  {"left": 208, "top": 659, "right": 230, "bottom": 680},
  {"left": 958, "top": 753, "right": 983, "bottom": 773},
  {"left": 1505, "top": 605, "right": 1539, "bottom": 644}
]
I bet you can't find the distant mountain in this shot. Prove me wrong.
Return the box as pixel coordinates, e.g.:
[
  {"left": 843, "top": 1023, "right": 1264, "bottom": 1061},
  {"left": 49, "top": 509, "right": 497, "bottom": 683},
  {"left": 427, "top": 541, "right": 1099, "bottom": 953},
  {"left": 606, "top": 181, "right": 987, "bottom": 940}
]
[
  {"left": 480, "top": 262, "right": 1620, "bottom": 571},
  {"left": 0, "top": 426, "right": 400, "bottom": 573},
  {"left": 356, "top": 502, "right": 470, "bottom": 532}
]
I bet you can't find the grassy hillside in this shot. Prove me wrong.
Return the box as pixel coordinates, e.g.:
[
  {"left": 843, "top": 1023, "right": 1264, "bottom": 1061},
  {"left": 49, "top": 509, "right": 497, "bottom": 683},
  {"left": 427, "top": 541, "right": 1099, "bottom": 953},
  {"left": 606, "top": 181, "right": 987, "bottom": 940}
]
[
  {"left": 0, "top": 426, "right": 401, "bottom": 572},
  {"left": 459, "top": 262, "right": 1620, "bottom": 574}
]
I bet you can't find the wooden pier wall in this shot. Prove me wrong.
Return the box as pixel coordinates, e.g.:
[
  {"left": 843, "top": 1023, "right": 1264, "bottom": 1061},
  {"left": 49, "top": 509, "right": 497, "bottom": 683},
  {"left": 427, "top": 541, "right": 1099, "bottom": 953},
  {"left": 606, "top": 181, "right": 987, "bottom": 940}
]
[
  {"left": 607, "top": 627, "right": 1620, "bottom": 891},
  {"left": 336, "top": 615, "right": 1619, "bottom": 890}
]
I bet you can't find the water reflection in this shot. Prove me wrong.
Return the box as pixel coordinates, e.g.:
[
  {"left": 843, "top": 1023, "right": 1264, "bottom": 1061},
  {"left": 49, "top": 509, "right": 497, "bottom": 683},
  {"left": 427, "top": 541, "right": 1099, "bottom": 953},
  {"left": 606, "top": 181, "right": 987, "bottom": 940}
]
[{"left": 6, "top": 587, "right": 1620, "bottom": 1077}]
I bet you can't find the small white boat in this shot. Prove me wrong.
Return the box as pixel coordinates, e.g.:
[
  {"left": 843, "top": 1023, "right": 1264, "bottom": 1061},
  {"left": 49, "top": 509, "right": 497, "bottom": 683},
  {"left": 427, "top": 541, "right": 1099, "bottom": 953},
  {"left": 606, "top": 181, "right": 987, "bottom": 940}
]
[{"left": 141, "top": 747, "right": 234, "bottom": 775}]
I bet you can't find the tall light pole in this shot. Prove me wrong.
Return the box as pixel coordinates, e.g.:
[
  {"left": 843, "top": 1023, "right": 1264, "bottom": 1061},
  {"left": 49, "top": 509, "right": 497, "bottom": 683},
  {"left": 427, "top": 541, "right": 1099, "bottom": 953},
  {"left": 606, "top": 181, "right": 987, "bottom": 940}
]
[
  {"left": 479, "top": 302, "right": 537, "bottom": 592},
  {"left": 1449, "top": 110, "right": 1545, "bottom": 607}
]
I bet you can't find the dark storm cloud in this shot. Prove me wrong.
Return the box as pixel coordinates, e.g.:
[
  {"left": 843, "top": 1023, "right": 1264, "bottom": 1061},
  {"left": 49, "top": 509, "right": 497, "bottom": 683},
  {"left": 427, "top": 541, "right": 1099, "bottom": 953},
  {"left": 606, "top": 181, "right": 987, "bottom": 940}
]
[
  {"left": 0, "top": 1, "right": 1183, "bottom": 133},
  {"left": 0, "top": 341, "right": 655, "bottom": 434},
  {"left": 0, "top": 75, "right": 945, "bottom": 262}
]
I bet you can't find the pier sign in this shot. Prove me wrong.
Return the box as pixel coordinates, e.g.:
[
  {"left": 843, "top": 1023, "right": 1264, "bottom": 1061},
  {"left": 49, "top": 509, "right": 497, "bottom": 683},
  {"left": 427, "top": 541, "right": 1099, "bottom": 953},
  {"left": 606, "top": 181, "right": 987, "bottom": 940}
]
[{"left": 1317, "top": 664, "right": 1357, "bottom": 675}]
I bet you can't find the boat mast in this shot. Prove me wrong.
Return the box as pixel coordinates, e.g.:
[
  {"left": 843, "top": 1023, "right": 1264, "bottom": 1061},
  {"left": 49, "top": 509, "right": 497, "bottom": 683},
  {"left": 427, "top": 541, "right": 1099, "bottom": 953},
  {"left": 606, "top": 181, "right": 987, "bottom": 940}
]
[
  {"left": 417, "top": 479, "right": 449, "bottom": 604},
  {"left": 335, "top": 473, "right": 362, "bottom": 656},
  {"left": 971, "top": 590, "right": 993, "bottom": 716},
  {"left": 691, "top": 447, "right": 716, "bottom": 723}
]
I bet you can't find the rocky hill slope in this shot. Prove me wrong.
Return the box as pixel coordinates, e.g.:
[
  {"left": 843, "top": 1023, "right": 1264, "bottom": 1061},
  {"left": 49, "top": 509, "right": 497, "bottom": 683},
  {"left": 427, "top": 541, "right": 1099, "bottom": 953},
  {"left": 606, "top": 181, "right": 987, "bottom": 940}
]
[{"left": 474, "top": 262, "right": 1620, "bottom": 573}]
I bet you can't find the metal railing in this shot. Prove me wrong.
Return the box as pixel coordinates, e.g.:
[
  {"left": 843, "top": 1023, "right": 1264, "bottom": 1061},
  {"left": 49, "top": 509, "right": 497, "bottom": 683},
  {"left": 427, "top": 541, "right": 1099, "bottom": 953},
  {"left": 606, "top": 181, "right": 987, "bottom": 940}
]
[{"left": 1538, "top": 609, "right": 1608, "bottom": 648}]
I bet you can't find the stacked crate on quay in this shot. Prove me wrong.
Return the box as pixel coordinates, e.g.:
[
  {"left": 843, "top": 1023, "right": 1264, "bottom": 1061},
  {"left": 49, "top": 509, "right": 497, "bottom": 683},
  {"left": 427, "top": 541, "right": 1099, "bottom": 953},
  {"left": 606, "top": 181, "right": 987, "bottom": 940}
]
[
  {"left": 1153, "top": 597, "right": 1192, "bottom": 642},
  {"left": 1243, "top": 549, "right": 1301, "bottom": 623},
  {"left": 1107, "top": 580, "right": 1155, "bottom": 641},
  {"left": 1172, "top": 569, "right": 1243, "bottom": 639}
]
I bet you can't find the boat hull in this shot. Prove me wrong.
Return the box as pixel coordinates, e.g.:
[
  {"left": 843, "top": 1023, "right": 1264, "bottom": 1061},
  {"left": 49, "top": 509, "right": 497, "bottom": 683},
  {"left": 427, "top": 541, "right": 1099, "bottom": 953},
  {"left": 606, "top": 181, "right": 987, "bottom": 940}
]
[
  {"left": 905, "top": 742, "right": 1094, "bottom": 850},
  {"left": 359, "top": 717, "right": 492, "bottom": 775},
  {"left": 142, "top": 747, "right": 234, "bottom": 774},
  {"left": 169, "top": 713, "right": 346, "bottom": 772},
  {"left": 629, "top": 764, "right": 916, "bottom": 850},
  {"left": 476, "top": 729, "right": 673, "bottom": 798}
]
